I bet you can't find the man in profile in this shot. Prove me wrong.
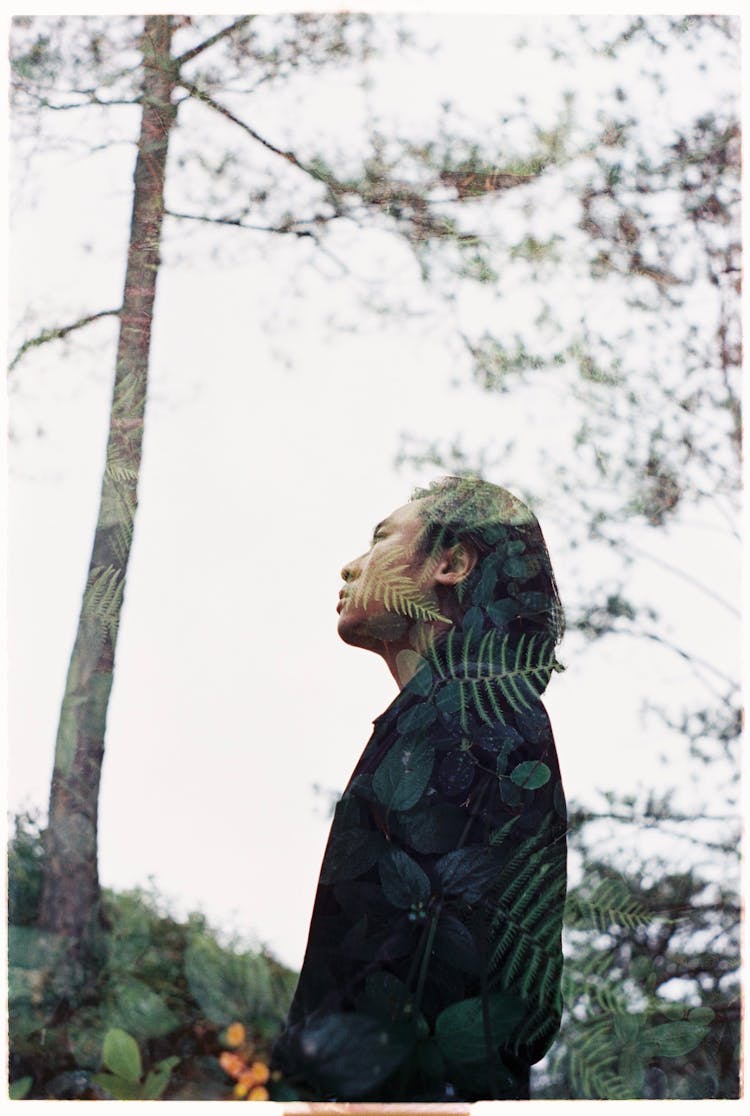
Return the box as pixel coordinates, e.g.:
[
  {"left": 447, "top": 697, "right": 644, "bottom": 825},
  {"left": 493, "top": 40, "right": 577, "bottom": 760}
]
[{"left": 272, "top": 476, "right": 567, "bottom": 1101}]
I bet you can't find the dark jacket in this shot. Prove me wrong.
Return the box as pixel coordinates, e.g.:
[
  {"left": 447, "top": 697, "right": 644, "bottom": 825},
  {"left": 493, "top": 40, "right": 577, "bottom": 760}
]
[{"left": 272, "top": 645, "right": 567, "bottom": 1101}]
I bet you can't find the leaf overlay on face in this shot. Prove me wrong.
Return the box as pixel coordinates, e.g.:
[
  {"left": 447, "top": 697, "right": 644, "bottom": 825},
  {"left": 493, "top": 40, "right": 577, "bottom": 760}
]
[{"left": 350, "top": 549, "right": 452, "bottom": 624}]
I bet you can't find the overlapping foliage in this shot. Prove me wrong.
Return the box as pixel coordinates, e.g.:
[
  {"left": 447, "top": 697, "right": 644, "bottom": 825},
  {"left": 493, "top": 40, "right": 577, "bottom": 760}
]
[
  {"left": 8, "top": 12, "right": 740, "bottom": 1101},
  {"left": 7, "top": 812, "right": 296, "bottom": 1100},
  {"left": 395, "top": 15, "right": 741, "bottom": 1101}
]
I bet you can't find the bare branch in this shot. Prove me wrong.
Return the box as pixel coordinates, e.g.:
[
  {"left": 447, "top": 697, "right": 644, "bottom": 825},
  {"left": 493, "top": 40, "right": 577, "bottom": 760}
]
[
  {"left": 165, "top": 207, "right": 319, "bottom": 238},
  {"left": 173, "top": 16, "right": 256, "bottom": 68},
  {"left": 8, "top": 308, "right": 121, "bottom": 373},
  {"left": 178, "top": 77, "right": 326, "bottom": 187},
  {"left": 10, "top": 85, "right": 139, "bottom": 111},
  {"left": 611, "top": 536, "right": 740, "bottom": 618},
  {"left": 571, "top": 808, "right": 739, "bottom": 854},
  {"left": 618, "top": 627, "right": 739, "bottom": 701}
]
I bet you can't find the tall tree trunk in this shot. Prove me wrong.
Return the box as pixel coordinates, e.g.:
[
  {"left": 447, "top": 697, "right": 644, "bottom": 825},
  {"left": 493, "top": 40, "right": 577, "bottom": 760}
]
[{"left": 38, "top": 16, "right": 177, "bottom": 956}]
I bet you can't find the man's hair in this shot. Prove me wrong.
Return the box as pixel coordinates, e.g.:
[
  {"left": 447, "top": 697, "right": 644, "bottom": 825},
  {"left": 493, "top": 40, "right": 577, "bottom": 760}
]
[{"left": 410, "top": 475, "right": 565, "bottom": 652}]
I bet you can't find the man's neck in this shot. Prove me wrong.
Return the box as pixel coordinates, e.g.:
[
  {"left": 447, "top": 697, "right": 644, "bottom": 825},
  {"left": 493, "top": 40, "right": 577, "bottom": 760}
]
[{"left": 380, "top": 620, "right": 452, "bottom": 689}]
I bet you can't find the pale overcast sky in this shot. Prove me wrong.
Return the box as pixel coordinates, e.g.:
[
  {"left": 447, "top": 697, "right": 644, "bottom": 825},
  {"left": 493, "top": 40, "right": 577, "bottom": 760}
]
[{"left": 6, "top": 6, "right": 742, "bottom": 970}]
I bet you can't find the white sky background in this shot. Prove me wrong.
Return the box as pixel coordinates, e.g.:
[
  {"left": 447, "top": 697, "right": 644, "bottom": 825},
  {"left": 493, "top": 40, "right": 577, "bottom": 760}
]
[{"left": 7, "top": 10, "right": 743, "bottom": 971}]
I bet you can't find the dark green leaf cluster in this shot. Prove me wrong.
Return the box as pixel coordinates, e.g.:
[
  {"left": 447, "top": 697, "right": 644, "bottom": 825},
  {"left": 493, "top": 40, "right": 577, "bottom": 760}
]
[
  {"left": 537, "top": 849, "right": 740, "bottom": 1100},
  {"left": 7, "top": 817, "right": 297, "bottom": 1100}
]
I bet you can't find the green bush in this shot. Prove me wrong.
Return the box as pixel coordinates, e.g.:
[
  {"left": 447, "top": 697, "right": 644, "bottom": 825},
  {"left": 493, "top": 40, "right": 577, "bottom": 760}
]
[
  {"left": 7, "top": 811, "right": 45, "bottom": 926},
  {"left": 7, "top": 813, "right": 297, "bottom": 1099}
]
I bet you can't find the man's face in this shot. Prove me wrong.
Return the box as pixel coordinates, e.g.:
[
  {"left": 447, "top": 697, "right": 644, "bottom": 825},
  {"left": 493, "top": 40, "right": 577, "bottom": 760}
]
[{"left": 337, "top": 500, "right": 440, "bottom": 651}]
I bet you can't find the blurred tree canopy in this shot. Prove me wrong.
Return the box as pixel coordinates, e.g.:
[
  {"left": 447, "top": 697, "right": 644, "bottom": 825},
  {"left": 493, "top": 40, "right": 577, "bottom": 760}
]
[{"left": 8, "top": 12, "right": 740, "bottom": 1101}]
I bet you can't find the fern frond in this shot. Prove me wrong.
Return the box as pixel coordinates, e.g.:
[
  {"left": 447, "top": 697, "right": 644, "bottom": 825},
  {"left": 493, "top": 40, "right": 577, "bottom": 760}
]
[
  {"left": 111, "top": 368, "right": 144, "bottom": 420},
  {"left": 458, "top": 679, "right": 468, "bottom": 732},
  {"left": 567, "top": 1023, "right": 630, "bottom": 1100},
  {"left": 105, "top": 458, "right": 139, "bottom": 485},
  {"left": 518, "top": 943, "right": 542, "bottom": 999},
  {"left": 481, "top": 678, "right": 505, "bottom": 724},
  {"left": 428, "top": 631, "right": 556, "bottom": 721},
  {"left": 446, "top": 627, "right": 457, "bottom": 677},
  {"left": 537, "top": 954, "right": 560, "bottom": 1007},
  {"left": 351, "top": 553, "right": 451, "bottom": 624},
  {"left": 110, "top": 522, "right": 135, "bottom": 568},
  {"left": 566, "top": 878, "right": 651, "bottom": 932},
  {"left": 477, "top": 627, "right": 494, "bottom": 678},
  {"left": 469, "top": 678, "right": 491, "bottom": 725},
  {"left": 489, "top": 816, "right": 521, "bottom": 846},
  {"left": 83, "top": 564, "right": 124, "bottom": 643},
  {"left": 592, "top": 983, "right": 630, "bottom": 1017},
  {"left": 560, "top": 950, "right": 614, "bottom": 1002}
]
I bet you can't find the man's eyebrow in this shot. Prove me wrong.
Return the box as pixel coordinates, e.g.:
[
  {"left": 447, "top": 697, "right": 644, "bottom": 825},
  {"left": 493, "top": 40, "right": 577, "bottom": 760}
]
[{"left": 372, "top": 519, "right": 391, "bottom": 535}]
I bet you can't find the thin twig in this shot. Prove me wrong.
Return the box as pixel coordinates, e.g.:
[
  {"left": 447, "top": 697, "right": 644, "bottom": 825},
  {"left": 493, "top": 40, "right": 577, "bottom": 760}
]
[
  {"left": 173, "top": 16, "right": 256, "bottom": 68},
  {"left": 178, "top": 77, "right": 326, "bottom": 187},
  {"left": 165, "top": 207, "right": 317, "bottom": 237},
  {"left": 609, "top": 536, "right": 740, "bottom": 618},
  {"left": 8, "top": 308, "right": 121, "bottom": 373}
]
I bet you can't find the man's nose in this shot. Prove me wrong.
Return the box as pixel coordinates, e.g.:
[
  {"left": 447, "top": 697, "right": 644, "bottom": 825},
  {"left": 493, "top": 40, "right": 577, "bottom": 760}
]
[{"left": 341, "top": 554, "right": 363, "bottom": 582}]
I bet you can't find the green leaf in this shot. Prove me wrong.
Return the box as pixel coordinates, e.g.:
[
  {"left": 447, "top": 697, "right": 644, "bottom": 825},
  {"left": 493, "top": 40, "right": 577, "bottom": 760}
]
[
  {"left": 614, "top": 1011, "right": 642, "bottom": 1043},
  {"left": 503, "top": 556, "right": 529, "bottom": 579},
  {"left": 184, "top": 934, "right": 275, "bottom": 1026},
  {"left": 510, "top": 760, "right": 551, "bottom": 789},
  {"left": 397, "top": 702, "right": 438, "bottom": 734},
  {"left": 639, "top": 1020, "right": 711, "bottom": 1058},
  {"left": 435, "top": 993, "right": 526, "bottom": 1063},
  {"left": 142, "top": 1057, "right": 180, "bottom": 1100},
  {"left": 319, "top": 827, "right": 385, "bottom": 884},
  {"left": 435, "top": 680, "right": 464, "bottom": 716},
  {"left": 489, "top": 815, "right": 520, "bottom": 846},
  {"left": 435, "top": 846, "right": 501, "bottom": 902},
  {"left": 9, "top": 1076, "right": 33, "bottom": 1100},
  {"left": 108, "top": 977, "right": 178, "bottom": 1039},
  {"left": 363, "top": 971, "right": 427, "bottom": 1035},
  {"left": 363, "top": 970, "right": 408, "bottom": 1018},
  {"left": 67, "top": 1005, "right": 109, "bottom": 1069},
  {"left": 93, "top": 1072, "right": 142, "bottom": 1100},
  {"left": 395, "top": 803, "right": 467, "bottom": 854},
  {"left": 500, "top": 777, "right": 523, "bottom": 806},
  {"left": 379, "top": 847, "right": 431, "bottom": 909},
  {"left": 473, "top": 562, "right": 498, "bottom": 604},
  {"left": 102, "top": 1028, "right": 142, "bottom": 1083},
  {"left": 432, "top": 914, "right": 481, "bottom": 974},
  {"left": 405, "top": 657, "right": 434, "bottom": 696},
  {"left": 486, "top": 599, "right": 519, "bottom": 627},
  {"left": 372, "top": 737, "right": 434, "bottom": 812},
  {"left": 8, "top": 925, "right": 66, "bottom": 971},
  {"left": 288, "top": 1012, "right": 413, "bottom": 1098}
]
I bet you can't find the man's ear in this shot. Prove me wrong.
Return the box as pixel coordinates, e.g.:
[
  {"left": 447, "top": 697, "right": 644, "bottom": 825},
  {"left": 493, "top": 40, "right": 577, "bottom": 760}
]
[{"left": 434, "top": 541, "right": 479, "bottom": 586}]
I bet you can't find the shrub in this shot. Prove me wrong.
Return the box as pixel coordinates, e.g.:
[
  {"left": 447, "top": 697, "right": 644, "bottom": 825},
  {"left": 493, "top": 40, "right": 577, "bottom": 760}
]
[{"left": 7, "top": 813, "right": 297, "bottom": 1099}]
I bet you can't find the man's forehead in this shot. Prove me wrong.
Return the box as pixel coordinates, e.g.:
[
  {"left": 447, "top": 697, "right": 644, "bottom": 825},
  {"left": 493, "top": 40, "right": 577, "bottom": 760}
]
[{"left": 378, "top": 500, "right": 426, "bottom": 530}]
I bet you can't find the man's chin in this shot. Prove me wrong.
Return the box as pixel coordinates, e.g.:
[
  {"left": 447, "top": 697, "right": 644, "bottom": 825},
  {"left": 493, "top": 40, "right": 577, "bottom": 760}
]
[{"left": 337, "top": 611, "right": 410, "bottom": 650}]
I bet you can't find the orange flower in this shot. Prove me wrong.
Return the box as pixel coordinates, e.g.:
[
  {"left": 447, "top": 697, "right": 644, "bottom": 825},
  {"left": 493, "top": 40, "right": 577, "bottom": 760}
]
[
  {"left": 226, "top": 1022, "right": 246, "bottom": 1048},
  {"left": 219, "top": 1051, "right": 245, "bottom": 1079},
  {"left": 248, "top": 1086, "right": 270, "bottom": 1101},
  {"left": 233, "top": 1081, "right": 250, "bottom": 1099},
  {"left": 248, "top": 1062, "right": 270, "bottom": 1086}
]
